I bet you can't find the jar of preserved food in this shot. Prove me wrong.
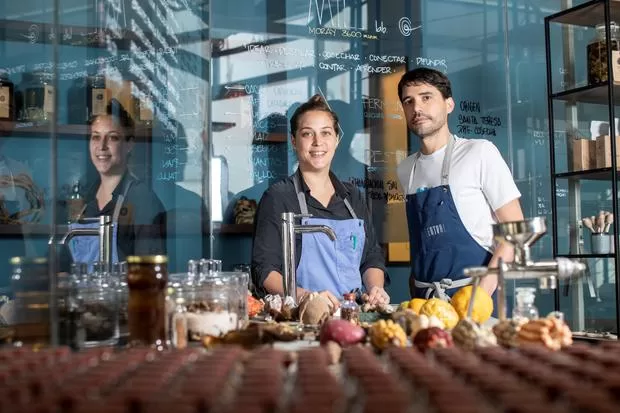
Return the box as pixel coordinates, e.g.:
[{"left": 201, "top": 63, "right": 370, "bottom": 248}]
[
  {"left": 588, "top": 22, "right": 620, "bottom": 85},
  {"left": 126, "top": 255, "right": 168, "bottom": 348},
  {"left": 20, "top": 71, "right": 55, "bottom": 122},
  {"left": 76, "top": 261, "right": 118, "bottom": 347},
  {"left": 185, "top": 271, "right": 247, "bottom": 339},
  {"left": 0, "top": 70, "right": 15, "bottom": 121},
  {"left": 341, "top": 293, "right": 360, "bottom": 323}
]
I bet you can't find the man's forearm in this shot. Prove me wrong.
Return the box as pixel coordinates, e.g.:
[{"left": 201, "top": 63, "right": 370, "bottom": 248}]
[{"left": 482, "top": 241, "right": 515, "bottom": 295}]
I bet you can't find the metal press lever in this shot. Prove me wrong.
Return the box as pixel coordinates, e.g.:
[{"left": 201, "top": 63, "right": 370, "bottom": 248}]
[
  {"left": 281, "top": 212, "right": 336, "bottom": 305},
  {"left": 463, "top": 217, "right": 586, "bottom": 321}
]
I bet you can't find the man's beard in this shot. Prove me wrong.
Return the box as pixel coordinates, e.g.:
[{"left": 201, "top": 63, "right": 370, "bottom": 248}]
[{"left": 408, "top": 115, "right": 444, "bottom": 138}]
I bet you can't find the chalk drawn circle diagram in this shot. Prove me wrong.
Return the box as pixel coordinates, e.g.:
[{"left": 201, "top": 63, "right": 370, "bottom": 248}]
[{"left": 398, "top": 17, "right": 414, "bottom": 37}]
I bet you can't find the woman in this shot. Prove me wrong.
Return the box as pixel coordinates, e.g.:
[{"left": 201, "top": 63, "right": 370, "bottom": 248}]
[
  {"left": 252, "top": 95, "right": 389, "bottom": 308},
  {"left": 67, "top": 99, "right": 166, "bottom": 267}
]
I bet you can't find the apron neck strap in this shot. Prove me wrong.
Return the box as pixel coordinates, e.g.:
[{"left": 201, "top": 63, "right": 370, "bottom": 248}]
[
  {"left": 292, "top": 170, "right": 357, "bottom": 219},
  {"left": 408, "top": 135, "right": 456, "bottom": 191},
  {"left": 112, "top": 177, "right": 134, "bottom": 223}
]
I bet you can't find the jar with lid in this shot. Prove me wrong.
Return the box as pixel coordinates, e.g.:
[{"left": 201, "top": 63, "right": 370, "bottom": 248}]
[
  {"left": 512, "top": 287, "right": 539, "bottom": 322},
  {"left": 126, "top": 255, "right": 168, "bottom": 348},
  {"left": 341, "top": 293, "right": 360, "bottom": 324},
  {"left": 20, "top": 71, "right": 55, "bottom": 122},
  {"left": 0, "top": 69, "right": 15, "bottom": 121},
  {"left": 587, "top": 22, "right": 620, "bottom": 85},
  {"left": 77, "top": 261, "right": 119, "bottom": 347}
]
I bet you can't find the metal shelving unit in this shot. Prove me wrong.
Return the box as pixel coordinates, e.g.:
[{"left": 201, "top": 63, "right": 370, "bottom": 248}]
[{"left": 545, "top": 0, "right": 620, "bottom": 336}]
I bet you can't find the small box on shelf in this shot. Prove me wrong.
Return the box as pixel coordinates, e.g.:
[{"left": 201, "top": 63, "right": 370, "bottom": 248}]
[
  {"left": 595, "top": 134, "right": 620, "bottom": 168},
  {"left": 571, "top": 138, "right": 597, "bottom": 171}
]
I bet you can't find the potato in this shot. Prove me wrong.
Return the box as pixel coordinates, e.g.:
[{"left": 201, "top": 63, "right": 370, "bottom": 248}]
[{"left": 319, "top": 319, "right": 366, "bottom": 346}]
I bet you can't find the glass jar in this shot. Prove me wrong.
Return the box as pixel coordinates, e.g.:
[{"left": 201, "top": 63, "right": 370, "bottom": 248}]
[
  {"left": 88, "top": 75, "right": 109, "bottom": 119},
  {"left": 57, "top": 262, "right": 86, "bottom": 349},
  {"left": 10, "top": 256, "right": 49, "bottom": 325},
  {"left": 126, "top": 255, "right": 168, "bottom": 348},
  {"left": 512, "top": 287, "right": 539, "bottom": 322},
  {"left": 341, "top": 293, "right": 360, "bottom": 323},
  {"left": 0, "top": 70, "right": 15, "bottom": 121},
  {"left": 170, "top": 295, "right": 188, "bottom": 349},
  {"left": 77, "top": 262, "right": 118, "bottom": 347},
  {"left": 185, "top": 271, "right": 247, "bottom": 339},
  {"left": 588, "top": 22, "right": 620, "bottom": 85},
  {"left": 111, "top": 261, "right": 128, "bottom": 339},
  {"left": 20, "top": 71, "right": 55, "bottom": 122}
]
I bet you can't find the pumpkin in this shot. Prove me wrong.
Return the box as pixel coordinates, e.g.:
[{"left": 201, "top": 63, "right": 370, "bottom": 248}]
[
  {"left": 408, "top": 298, "right": 427, "bottom": 314},
  {"left": 451, "top": 285, "right": 493, "bottom": 324},
  {"left": 419, "top": 298, "right": 459, "bottom": 329}
]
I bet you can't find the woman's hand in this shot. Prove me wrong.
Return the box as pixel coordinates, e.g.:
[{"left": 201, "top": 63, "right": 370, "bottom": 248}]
[
  {"left": 365, "top": 286, "right": 390, "bottom": 305},
  {"left": 318, "top": 290, "right": 341, "bottom": 311}
]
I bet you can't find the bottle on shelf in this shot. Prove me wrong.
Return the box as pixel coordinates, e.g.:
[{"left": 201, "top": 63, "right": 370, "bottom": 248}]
[{"left": 66, "top": 180, "right": 84, "bottom": 223}]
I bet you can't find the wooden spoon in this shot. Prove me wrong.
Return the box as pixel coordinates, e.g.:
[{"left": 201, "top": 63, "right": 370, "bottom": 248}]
[
  {"left": 597, "top": 212, "right": 606, "bottom": 234},
  {"left": 605, "top": 212, "right": 614, "bottom": 233},
  {"left": 582, "top": 217, "right": 595, "bottom": 233}
]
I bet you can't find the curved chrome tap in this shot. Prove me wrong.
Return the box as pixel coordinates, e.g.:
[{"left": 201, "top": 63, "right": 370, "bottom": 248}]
[
  {"left": 281, "top": 212, "right": 337, "bottom": 304},
  {"left": 50, "top": 215, "right": 113, "bottom": 269}
]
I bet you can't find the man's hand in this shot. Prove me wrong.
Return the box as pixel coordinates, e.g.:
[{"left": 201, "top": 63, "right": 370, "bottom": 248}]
[{"left": 365, "top": 285, "right": 390, "bottom": 305}]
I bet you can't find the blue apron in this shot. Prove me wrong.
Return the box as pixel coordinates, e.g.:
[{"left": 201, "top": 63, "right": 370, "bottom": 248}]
[
  {"left": 293, "top": 172, "right": 365, "bottom": 297},
  {"left": 406, "top": 137, "right": 495, "bottom": 304},
  {"left": 68, "top": 178, "right": 133, "bottom": 272}
]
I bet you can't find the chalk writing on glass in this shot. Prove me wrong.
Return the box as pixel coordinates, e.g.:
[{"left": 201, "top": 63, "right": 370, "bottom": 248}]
[
  {"left": 456, "top": 100, "right": 503, "bottom": 137},
  {"left": 398, "top": 17, "right": 421, "bottom": 37},
  {"left": 308, "top": 0, "right": 365, "bottom": 30},
  {"left": 375, "top": 20, "right": 387, "bottom": 34},
  {"left": 416, "top": 57, "right": 447, "bottom": 71},
  {"left": 21, "top": 24, "right": 40, "bottom": 44}
]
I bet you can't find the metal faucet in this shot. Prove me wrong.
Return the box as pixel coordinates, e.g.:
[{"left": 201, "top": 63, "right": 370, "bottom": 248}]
[
  {"left": 281, "top": 212, "right": 337, "bottom": 305},
  {"left": 51, "top": 215, "right": 114, "bottom": 269},
  {"left": 463, "top": 217, "right": 586, "bottom": 321}
]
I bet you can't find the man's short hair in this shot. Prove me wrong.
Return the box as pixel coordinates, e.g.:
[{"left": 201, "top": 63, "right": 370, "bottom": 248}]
[{"left": 398, "top": 67, "right": 452, "bottom": 102}]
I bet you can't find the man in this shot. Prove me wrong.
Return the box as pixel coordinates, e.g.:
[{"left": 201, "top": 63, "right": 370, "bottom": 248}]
[{"left": 396, "top": 67, "right": 524, "bottom": 302}]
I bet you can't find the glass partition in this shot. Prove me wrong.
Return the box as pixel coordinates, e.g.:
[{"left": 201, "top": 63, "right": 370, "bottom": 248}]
[{"left": 0, "top": 0, "right": 612, "bottom": 344}]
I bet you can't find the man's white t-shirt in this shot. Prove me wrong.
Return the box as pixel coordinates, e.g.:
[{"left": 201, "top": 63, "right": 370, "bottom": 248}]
[{"left": 397, "top": 136, "right": 521, "bottom": 253}]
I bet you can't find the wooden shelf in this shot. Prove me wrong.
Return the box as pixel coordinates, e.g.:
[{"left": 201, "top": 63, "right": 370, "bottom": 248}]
[
  {"left": 0, "top": 121, "right": 234, "bottom": 138},
  {"left": 555, "top": 167, "right": 615, "bottom": 180},
  {"left": 0, "top": 223, "right": 254, "bottom": 236},
  {"left": 551, "top": 82, "right": 620, "bottom": 105},
  {"left": 548, "top": 0, "right": 620, "bottom": 28},
  {"left": 253, "top": 132, "right": 287, "bottom": 144},
  {"left": 0, "top": 121, "right": 154, "bottom": 140},
  {"left": 215, "top": 223, "right": 253, "bottom": 234},
  {"left": 556, "top": 253, "right": 615, "bottom": 259}
]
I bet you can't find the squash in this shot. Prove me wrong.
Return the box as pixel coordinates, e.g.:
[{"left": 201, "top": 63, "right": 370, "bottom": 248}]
[
  {"left": 418, "top": 298, "right": 459, "bottom": 329},
  {"left": 408, "top": 298, "right": 427, "bottom": 314},
  {"left": 451, "top": 285, "right": 493, "bottom": 324}
]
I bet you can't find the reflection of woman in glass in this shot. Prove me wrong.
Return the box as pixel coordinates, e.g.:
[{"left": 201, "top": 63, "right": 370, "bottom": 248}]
[
  {"left": 68, "top": 99, "right": 166, "bottom": 267},
  {"left": 252, "top": 95, "right": 389, "bottom": 308}
]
